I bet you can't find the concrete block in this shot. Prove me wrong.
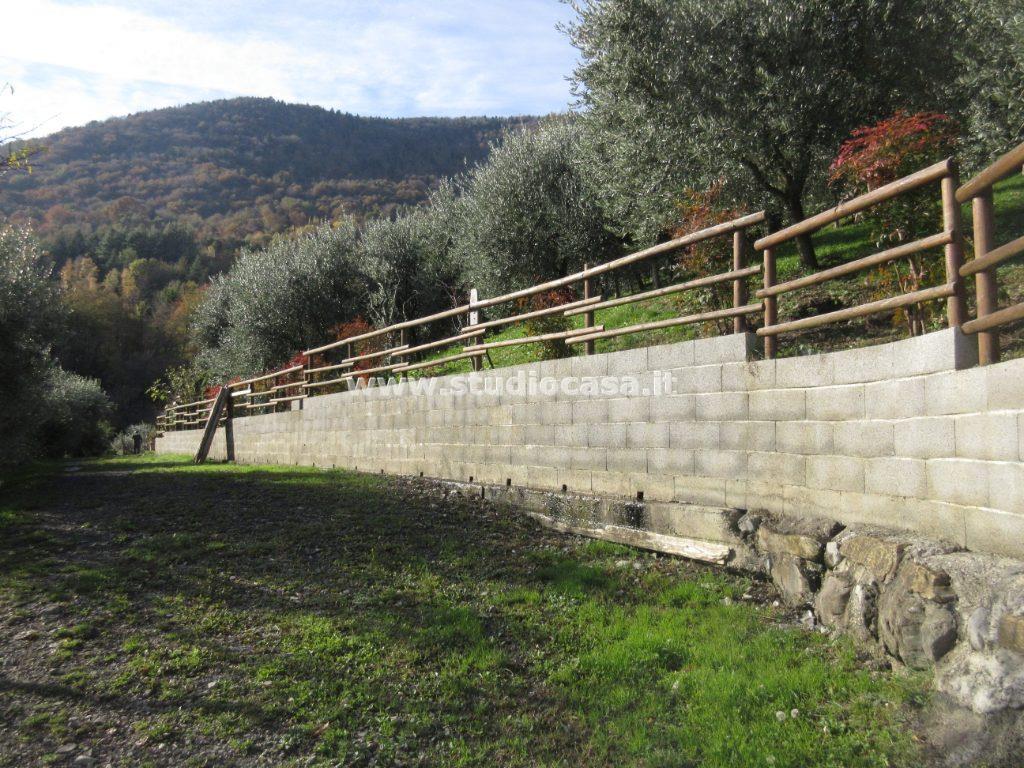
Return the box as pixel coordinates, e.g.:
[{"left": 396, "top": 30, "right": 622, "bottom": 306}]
[
  {"left": 831, "top": 342, "right": 895, "bottom": 384},
  {"left": 923, "top": 367, "right": 987, "bottom": 416},
  {"left": 864, "top": 376, "right": 928, "bottom": 420},
  {"left": 864, "top": 457, "right": 928, "bottom": 499},
  {"left": 891, "top": 327, "right": 978, "bottom": 378},
  {"left": 606, "top": 448, "right": 647, "bottom": 474},
  {"left": 806, "top": 455, "right": 865, "bottom": 493},
  {"left": 673, "top": 475, "right": 728, "bottom": 507},
  {"left": 722, "top": 360, "right": 776, "bottom": 391},
  {"left": 649, "top": 394, "right": 696, "bottom": 422},
  {"left": 526, "top": 465, "right": 559, "bottom": 490},
  {"left": 591, "top": 469, "right": 634, "bottom": 497},
  {"left": 650, "top": 339, "right": 694, "bottom": 369},
  {"left": 694, "top": 449, "right": 747, "bottom": 478},
  {"left": 695, "top": 392, "right": 748, "bottom": 421},
  {"left": 588, "top": 422, "right": 628, "bottom": 449},
  {"left": 775, "top": 352, "right": 834, "bottom": 389},
  {"left": 645, "top": 448, "right": 695, "bottom": 476},
  {"left": 926, "top": 458, "right": 989, "bottom": 508},
  {"left": 570, "top": 447, "right": 607, "bottom": 471},
  {"left": 806, "top": 384, "right": 865, "bottom": 421},
  {"left": 606, "top": 346, "right": 648, "bottom": 376},
  {"left": 554, "top": 424, "right": 589, "bottom": 448},
  {"left": 783, "top": 484, "right": 844, "bottom": 520},
  {"left": 693, "top": 332, "right": 755, "bottom": 365},
  {"left": 569, "top": 353, "right": 609, "bottom": 378},
  {"left": 894, "top": 417, "right": 956, "bottom": 460},
  {"left": 954, "top": 413, "right": 1019, "bottom": 461},
  {"left": 720, "top": 421, "right": 776, "bottom": 452},
  {"left": 988, "top": 461, "right": 1024, "bottom": 515},
  {"left": 524, "top": 424, "right": 556, "bottom": 446},
  {"left": 986, "top": 357, "right": 1024, "bottom": 411},
  {"left": 626, "top": 422, "right": 670, "bottom": 449},
  {"left": 749, "top": 389, "right": 806, "bottom": 421},
  {"left": 670, "top": 365, "right": 722, "bottom": 394},
  {"left": 747, "top": 451, "right": 806, "bottom": 485},
  {"left": 631, "top": 472, "right": 675, "bottom": 502},
  {"left": 833, "top": 420, "right": 894, "bottom": 458},
  {"left": 670, "top": 421, "right": 720, "bottom": 451},
  {"left": 776, "top": 421, "right": 834, "bottom": 455},
  {"left": 964, "top": 506, "right": 1024, "bottom": 560},
  {"left": 607, "top": 397, "right": 651, "bottom": 423},
  {"left": 556, "top": 468, "right": 593, "bottom": 494},
  {"left": 538, "top": 401, "right": 573, "bottom": 425},
  {"left": 572, "top": 399, "right": 608, "bottom": 424}
]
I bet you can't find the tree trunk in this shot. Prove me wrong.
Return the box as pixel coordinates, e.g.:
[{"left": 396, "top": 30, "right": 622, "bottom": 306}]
[{"left": 784, "top": 193, "right": 818, "bottom": 270}]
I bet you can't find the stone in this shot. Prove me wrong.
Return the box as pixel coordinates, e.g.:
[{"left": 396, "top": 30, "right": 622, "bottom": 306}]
[
  {"left": 824, "top": 540, "right": 842, "bottom": 569},
  {"left": 737, "top": 512, "right": 761, "bottom": 536},
  {"left": 838, "top": 533, "right": 905, "bottom": 585},
  {"left": 936, "top": 646, "right": 1024, "bottom": 714},
  {"left": 997, "top": 614, "right": 1024, "bottom": 655},
  {"left": 768, "top": 551, "right": 822, "bottom": 607},
  {"left": 878, "top": 559, "right": 958, "bottom": 668},
  {"left": 756, "top": 513, "right": 842, "bottom": 562},
  {"left": 814, "top": 570, "right": 852, "bottom": 627}
]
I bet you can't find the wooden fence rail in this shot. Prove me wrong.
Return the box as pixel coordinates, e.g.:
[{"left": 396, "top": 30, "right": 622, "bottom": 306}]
[
  {"left": 753, "top": 157, "right": 967, "bottom": 358},
  {"left": 955, "top": 141, "right": 1024, "bottom": 364},
  {"left": 160, "top": 143, "right": 1024, "bottom": 434}
]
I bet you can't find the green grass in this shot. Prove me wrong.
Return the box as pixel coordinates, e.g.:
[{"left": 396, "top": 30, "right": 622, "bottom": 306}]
[{"left": 0, "top": 456, "right": 928, "bottom": 767}]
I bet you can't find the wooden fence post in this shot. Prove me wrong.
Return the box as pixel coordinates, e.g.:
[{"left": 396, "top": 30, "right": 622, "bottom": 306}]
[
  {"left": 762, "top": 248, "right": 777, "bottom": 359},
  {"left": 971, "top": 189, "right": 1001, "bottom": 364},
  {"left": 469, "top": 288, "right": 482, "bottom": 371},
  {"left": 582, "top": 264, "right": 595, "bottom": 356},
  {"left": 732, "top": 231, "right": 748, "bottom": 334},
  {"left": 941, "top": 169, "right": 968, "bottom": 329}
]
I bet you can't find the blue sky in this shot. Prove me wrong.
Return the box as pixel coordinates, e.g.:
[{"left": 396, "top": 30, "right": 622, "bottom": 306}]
[{"left": 2, "top": 0, "right": 579, "bottom": 138}]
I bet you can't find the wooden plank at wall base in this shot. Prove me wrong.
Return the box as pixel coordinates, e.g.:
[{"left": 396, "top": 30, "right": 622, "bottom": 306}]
[{"left": 525, "top": 511, "right": 731, "bottom": 564}]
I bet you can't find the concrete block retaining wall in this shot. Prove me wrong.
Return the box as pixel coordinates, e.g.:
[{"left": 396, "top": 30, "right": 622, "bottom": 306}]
[{"left": 157, "top": 328, "right": 1024, "bottom": 560}]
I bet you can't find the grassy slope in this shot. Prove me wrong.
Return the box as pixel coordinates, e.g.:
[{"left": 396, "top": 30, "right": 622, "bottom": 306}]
[
  {"left": 0, "top": 456, "right": 926, "bottom": 767},
  {"left": 401, "top": 173, "right": 1024, "bottom": 379}
]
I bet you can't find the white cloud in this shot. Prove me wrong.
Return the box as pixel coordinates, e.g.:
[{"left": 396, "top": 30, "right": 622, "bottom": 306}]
[{"left": 1, "top": 0, "right": 577, "bottom": 136}]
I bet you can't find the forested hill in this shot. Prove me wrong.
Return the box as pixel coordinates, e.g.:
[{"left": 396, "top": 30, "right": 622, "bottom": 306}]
[{"left": 1, "top": 97, "right": 529, "bottom": 247}]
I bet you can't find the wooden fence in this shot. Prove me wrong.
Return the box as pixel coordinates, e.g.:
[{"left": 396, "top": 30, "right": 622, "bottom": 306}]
[{"left": 160, "top": 141, "right": 1024, "bottom": 432}]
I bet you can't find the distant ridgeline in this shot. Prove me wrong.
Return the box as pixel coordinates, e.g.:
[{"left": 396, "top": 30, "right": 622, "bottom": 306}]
[{"left": 2, "top": 97, "right": 531, "bottom": 247}]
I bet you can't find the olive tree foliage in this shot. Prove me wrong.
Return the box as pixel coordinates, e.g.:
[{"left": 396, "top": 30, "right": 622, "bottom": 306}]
[
  {"left": 0, "top": 225, "right": 63, "bottom": 467},
  {"left": 961, "top": 0, "right": 1024, "bottom": 168},
  {"left": 0, "top": 225, "right": 112, "bottom": 469},
  {"left": 39, "top": 367, "right": 113, "bottom": 458},
  {"left": 360, "top": 194, "right": 465, "bottom": 333},
  {"left": 566, "top": 0, "right": 968, "bottom": 268},
  {"left": 455, "top": 118, "right": 620, "bottom": 302},
  {"left": 193, "top": 221, "right": 367, "bottom": 379}
]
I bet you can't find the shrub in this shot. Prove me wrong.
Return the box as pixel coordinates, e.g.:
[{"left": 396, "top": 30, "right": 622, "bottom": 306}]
[
  {"left": 521, "top": 288, "right": 578, "bottom": 360},
  {"left": 39, "top": 367, "right": 114, "bottom": 458},
  {"left": 830, "top": 112, "right": 959, "bottom": 335},
  {"left": 670, "top": 184, "right": 750, "bottom": 335},
  {"left": 110, "top": 422, "right": 156, "bottom": 455}
]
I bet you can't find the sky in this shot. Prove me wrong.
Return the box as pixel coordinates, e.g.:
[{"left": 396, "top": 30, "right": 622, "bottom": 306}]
[{"left": 1, "top": 0, "right": 579, "bottom": 139}]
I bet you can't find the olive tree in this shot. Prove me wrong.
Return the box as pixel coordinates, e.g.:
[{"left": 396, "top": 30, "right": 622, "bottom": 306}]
[
  {"left": 456, "top": 117, "right": 620, "bottom": 300},
  {"left": 360, "top": 201, "right": 465, "bottom": 332},
  {"left": 567, "top": 0, "right": 968, "bottom": 268},
  {"left": 193, "top": 221, "right": 368, "bottom": 379},
  {"left": 961, "top": 0, "right": 1024, "bottom": 167}
]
